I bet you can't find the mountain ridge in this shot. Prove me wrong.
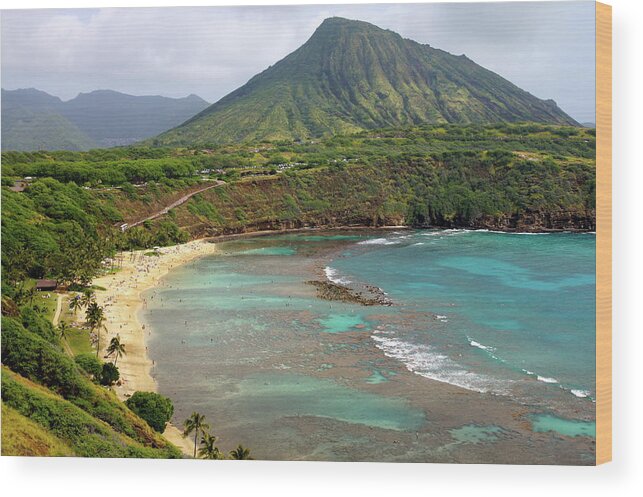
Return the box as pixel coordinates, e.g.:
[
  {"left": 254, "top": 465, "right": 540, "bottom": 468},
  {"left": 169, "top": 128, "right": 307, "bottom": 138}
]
[
  {"left": 152, "top": 17, "right": 577, "bottom": 146},
  {"left": 1, "top": 88, "right": 210, "bottom": 151}
]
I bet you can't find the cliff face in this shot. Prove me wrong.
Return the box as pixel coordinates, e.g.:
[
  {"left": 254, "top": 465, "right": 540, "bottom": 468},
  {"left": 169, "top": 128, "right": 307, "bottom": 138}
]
[
  {"left": 157, "top": 162, "right": 595, "bottom": 238},
  {"left": 430, "top": 211, "right": 596, "bottom": 232}
]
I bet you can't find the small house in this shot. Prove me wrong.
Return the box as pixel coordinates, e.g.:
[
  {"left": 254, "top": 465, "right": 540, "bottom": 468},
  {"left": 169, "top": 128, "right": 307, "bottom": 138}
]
[{"left": 35, "top": 279, "right": 57, "bottom": 291}]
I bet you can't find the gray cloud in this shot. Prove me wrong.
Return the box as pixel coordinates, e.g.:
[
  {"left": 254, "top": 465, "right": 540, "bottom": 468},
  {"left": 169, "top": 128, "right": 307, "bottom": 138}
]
[{"left": 1, "top": 2, "right": 595, "bottom": 123}]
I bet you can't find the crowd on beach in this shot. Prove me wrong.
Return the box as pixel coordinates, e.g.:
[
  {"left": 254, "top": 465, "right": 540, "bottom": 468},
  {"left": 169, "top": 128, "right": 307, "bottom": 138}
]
[{"left": 91, "top": 241, "right": 219, "bottom": 395}]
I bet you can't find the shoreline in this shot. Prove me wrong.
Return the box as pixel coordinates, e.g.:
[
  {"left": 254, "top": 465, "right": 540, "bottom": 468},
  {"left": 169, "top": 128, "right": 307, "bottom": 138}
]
[
  {"left": 91, "top": 226, "right": 595, "bottom": 458},
  {"left": 92, "top": 239, "right": 221, "bottom": 456},
  {"left": 195, "top": 224, "right": 595, "bottom": 243}
]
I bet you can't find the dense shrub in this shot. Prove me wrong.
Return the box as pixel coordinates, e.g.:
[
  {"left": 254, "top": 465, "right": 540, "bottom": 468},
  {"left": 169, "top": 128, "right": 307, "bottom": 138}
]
[
  {"left": 1, "top": 317, "right": 91, "bottom": 399},
  {"left": 100, "top": 363, "right": 120, "bottom": 386},
  {"left": 125, "top": 391, "right": 174, "bottom": 432},
  {"left": 20, "top": 306, "right": 57, "bottom": 343},
  {"left": 75, "top": 354, "right": 103, "bottom": 380}
]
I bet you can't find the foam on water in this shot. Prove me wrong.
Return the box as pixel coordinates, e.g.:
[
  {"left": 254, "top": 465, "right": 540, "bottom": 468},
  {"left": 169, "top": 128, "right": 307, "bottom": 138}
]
[
  {"left": 358, "top": 238, "right": 400, "bottom": 245},
  {"left": 371, "top": 333, "right": 508, "bottom": 394},
  {"left": 238, "top": 246, "right": 297, "bottom": 256},
  {"left": 537, "top": 375, "right": 559, "bottom": 384},
  {"left": 570, "top": 389, "right": 591, "bottom": 398},
  {"left": 468, "top": 339, "right": 496, "bottom": 352},
  {"left": 324, "top": 266, "right": 352, "bottom": 285},
  {"left": 520, "top": 368, "right": 558, "bottom": 384}
]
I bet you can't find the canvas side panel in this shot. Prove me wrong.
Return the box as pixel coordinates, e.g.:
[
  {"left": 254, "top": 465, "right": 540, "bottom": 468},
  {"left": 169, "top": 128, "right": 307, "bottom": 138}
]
[{"left": 596, "top": 0, "right": 612, "bottom": 466}]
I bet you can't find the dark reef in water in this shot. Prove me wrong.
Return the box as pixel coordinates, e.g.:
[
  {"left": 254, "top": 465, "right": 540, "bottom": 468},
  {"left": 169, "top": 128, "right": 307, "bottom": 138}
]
[{"left": 307, "top": 280, "right": 393, "bottom": 306}]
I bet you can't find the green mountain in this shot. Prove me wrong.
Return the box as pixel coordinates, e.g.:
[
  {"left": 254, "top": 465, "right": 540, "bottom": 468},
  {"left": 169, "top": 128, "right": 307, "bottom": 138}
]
[
  {"left": 1, "top": 88, "right": 209, "bottom": 151},
  {"left": 153, "top": 17, "right": 578, "bottom": 146},
  {"left": 60, "top": 90, "right": 210, "bottom": 147},
  {"left": 1, "top": 89, "right": 96, "bottom": 151}
]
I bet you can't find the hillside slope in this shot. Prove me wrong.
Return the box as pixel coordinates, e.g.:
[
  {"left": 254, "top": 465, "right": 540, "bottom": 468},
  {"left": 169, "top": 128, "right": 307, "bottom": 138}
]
[{"left": 153, "top": 17, "right": 577, "bottom": 146}]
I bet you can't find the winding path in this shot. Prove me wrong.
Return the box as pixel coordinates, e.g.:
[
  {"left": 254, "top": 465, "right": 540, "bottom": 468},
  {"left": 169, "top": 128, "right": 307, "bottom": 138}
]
[
  {"left": 52, "top": 293, "right": 63, "bottom": 326},
  {"left": 53, "top": 294, "right": 74, "bottom": 356},
  {"left": 126, "top": 180, "right": 225, "bottom": 230}
]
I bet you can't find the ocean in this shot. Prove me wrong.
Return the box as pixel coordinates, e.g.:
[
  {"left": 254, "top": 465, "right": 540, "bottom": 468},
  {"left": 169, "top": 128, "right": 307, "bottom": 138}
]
[{"left": 143, "top": 229, "right": 596, "bottom": 463}]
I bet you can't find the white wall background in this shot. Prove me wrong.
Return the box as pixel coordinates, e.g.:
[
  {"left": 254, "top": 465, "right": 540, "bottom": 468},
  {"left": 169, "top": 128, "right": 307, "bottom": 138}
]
[{"left": 0, "top": 0, "right": 640, "bottom": 496}]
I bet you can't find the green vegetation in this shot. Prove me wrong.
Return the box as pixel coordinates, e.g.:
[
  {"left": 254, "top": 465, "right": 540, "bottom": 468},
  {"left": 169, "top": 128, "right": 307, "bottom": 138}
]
[
  {"left": 152, "top": 17, "right": 577, "bottom": 146},
  {"left": 1, "top": 120, "right": 594, "bottom": 458},
  {"left": 1, "top": 178, "right": 118, "bottom": 290},
  {"left": 183, "top": 411, "right": 210, "bottom": 458},
  {"left": 181, "top": 412, "right": 251, "bottom": 460},
  {"left": 199, "top": 433, "right": 223, "bottom": 460},
  {"left": 100, "top": 363, "right": 120, "bottom": 386},
  {"left": 1, "top": 403, "right": 74, "bottom": 457},
  {"left": 74, "top": 353, "right": 102, "bottom": 379},
  {"left": 230, "top": 445, "right": 253, "bottom": 460},
  {"left": 2, "top": 368, "right": 179, "bottom": 458},
  {"left": 106, "top": 334, "right": 126, "bottom": 365},
  {"left": 159, "top": 125, "right": 595, "bottom": 235},
  {"left": 1, "top": 313, "right": 181, "bottom": 458},
  {"left": 66, "top": 328, "right": 93, "bottom": 356},
  {"left": 125, "top": 392, "right": 174, "bottom": 433}
]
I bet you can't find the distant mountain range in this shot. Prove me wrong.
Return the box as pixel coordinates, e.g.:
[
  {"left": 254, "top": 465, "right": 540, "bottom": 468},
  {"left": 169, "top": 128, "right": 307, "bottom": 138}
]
[
  {"left": 152, "top": 17, "right": 578, "bottom": 146},
  {"left": 1, "top": 89, "right": 209, "bottom": 151},
  {"left": 2, "top": 17, "right": 579, "bottom": 151}
]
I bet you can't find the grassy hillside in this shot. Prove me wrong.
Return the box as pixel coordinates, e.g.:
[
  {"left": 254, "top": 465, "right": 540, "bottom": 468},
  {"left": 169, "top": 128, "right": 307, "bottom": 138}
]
[
  {"left": 152, "top": 18, "right": 577, "bottom": 146},
  {"left": 1, "top": 403, "right": 75, "bottom": 457},
  {"left": 1, "top": 313, "right": 182, "bottom": 457}
]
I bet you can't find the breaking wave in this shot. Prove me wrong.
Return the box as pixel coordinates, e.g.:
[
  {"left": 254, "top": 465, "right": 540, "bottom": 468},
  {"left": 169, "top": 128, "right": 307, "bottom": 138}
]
[
  {"left": 323, "top": 266, "right": 352, "bottom": 286},
  {"left": 358, "top": 238, "right": 401, "bottom": 246},
  {"left": 371, "top": 333, "right": 508, "bottom": 394}
]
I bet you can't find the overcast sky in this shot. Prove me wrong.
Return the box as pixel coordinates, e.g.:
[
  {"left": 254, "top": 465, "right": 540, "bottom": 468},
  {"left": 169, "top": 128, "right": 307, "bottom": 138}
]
[{"left": 1, "top": 1, "right": 596, "bottom": 123}]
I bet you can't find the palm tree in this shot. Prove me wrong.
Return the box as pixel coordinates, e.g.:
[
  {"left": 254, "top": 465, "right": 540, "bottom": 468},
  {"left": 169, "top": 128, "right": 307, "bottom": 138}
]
[
  {"left": 58, "top": 321, "right": 70, "bottom": 342},
  {"left": 69, "top": 295, "right": 82, "bottom": 317},
  {"left": 229, "top": 445, "right": 253, "bottom": 460},
  {"left": 81, "top": 289, "right": 95, "bottom": 309},
  {"left": 86, "top": 301, "right": 105, "bottom": 357},
  {"left": 198, "top": 433, "right": 222, "bottom": 460},
  {"left": 106, "top": 334, "right": 126, "bottom": 365},
  {"left": 183, "top": 412, "right": 210, "bottom": 458}
]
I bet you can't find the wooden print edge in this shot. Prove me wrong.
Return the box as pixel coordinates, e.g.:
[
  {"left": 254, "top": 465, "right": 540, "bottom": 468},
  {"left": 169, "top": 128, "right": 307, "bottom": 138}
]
[{"left": 595, "top": 0, "right": 612, "bottom": 465}]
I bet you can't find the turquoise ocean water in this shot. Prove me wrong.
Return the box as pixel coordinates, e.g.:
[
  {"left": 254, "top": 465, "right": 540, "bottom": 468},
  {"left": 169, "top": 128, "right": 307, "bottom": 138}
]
[
  {"left": 332, "top": 230, "right": 596, "bottom": 400},
  {"left": 144, "top": 229, "right": 596, "bottom": 460}
]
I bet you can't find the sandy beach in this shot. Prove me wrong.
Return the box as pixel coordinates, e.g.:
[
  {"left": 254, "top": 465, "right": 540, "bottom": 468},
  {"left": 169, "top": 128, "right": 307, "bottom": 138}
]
[{"left": 92, "top": 239, "right": 220, "bottom": 456}]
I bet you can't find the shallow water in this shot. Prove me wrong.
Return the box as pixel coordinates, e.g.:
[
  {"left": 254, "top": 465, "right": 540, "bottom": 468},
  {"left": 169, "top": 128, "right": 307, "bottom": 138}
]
[
  {"left": 450, "top": 424, "right": 505, "bottom": 444},
  {"left": 530, "top": 414, "right": 596, "bottom": 437},
  {"left": 144, "top": 229, "right": 596, "bottom": 463}
]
